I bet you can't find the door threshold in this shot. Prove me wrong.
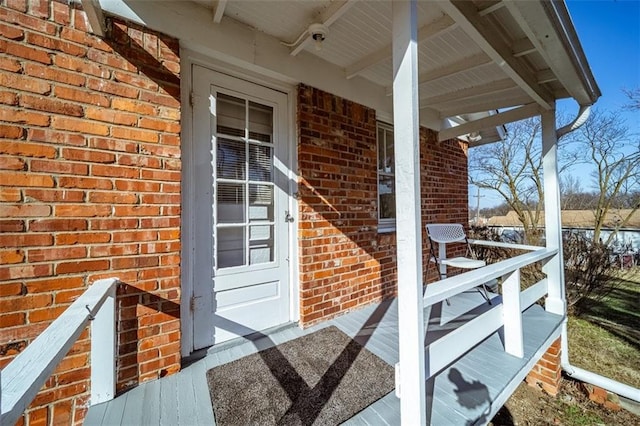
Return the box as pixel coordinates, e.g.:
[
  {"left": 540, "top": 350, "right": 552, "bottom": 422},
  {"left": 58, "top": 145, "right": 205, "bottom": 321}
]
[{"left": 206, "top": 321, "right": 299, "bottom": 355}]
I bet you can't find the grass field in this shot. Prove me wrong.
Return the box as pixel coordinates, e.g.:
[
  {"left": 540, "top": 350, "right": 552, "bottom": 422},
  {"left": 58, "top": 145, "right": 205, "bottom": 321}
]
[{"left": 567, "top": 267, "right": 640, "bottom": 388}]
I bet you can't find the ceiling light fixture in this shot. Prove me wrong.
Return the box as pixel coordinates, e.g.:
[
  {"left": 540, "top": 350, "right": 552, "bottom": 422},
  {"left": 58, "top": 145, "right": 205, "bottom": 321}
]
[{"left": 308, "top": 23, "right": 328, "bottom": 51}]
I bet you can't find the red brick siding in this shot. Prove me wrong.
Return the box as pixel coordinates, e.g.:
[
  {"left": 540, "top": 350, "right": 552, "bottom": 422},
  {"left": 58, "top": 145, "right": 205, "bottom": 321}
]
[
  {"left": 526, "top": 337, "right": 562, "bottom": 395},
  {"left": 0, "top": 1, "right": 181, "bottom": 424},
  {"left": 297, "top": 85, "right": 469, "bottom": 326}
]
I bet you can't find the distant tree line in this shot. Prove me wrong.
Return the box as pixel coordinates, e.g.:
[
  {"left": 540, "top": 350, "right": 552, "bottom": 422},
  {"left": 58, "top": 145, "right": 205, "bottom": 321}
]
[{"left": 473, "top": 188, "right": 639, "bottom": 218}]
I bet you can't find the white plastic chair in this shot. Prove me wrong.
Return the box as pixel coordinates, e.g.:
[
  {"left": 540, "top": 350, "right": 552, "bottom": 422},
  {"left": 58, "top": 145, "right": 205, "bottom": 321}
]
[{"left": 426, "top": 223, "right": 492, "bottom": 304}]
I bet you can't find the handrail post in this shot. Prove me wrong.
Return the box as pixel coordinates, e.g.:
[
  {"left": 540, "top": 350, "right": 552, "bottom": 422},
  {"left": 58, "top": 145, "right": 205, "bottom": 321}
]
[
  {"left": 90, "top": 281, "right": 116, "bottom": 405},
  {"left": 502, "top": 269, "right": 524, "bottom": 358}
]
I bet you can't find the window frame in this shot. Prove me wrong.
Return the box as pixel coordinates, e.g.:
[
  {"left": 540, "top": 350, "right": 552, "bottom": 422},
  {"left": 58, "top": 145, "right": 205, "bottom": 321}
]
[{"left": 376, "top": 121, "right": 396, "bottom": 232}]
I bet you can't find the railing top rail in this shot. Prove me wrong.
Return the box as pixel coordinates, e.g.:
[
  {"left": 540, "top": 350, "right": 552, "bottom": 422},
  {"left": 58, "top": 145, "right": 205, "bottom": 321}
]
[
  {"left": 424, "top": 247, "right": 557, "bottom": 306},
  {"left": 468, "top": 239, "right": 543, "bottom": 252},
  {"left": 0, "top": 278, "right": 118, "bottom": 426}
]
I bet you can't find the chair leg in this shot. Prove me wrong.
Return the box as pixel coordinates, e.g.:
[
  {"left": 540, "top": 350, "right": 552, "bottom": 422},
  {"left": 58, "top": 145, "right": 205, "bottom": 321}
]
[{"left": 477, "top": 285, "right": 492, "bottom": 305}]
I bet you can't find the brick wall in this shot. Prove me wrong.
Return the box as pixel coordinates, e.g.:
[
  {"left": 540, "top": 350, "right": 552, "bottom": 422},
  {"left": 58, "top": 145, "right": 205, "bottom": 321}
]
[
  {"left": 297, "top": 85, "right": 469, "bottom": 326},
  {"left": 0, "top": 1, "right": 181, "bottom": 424},
  {"left": 526, "top": 337, "right": 562, "bottom": 395}
]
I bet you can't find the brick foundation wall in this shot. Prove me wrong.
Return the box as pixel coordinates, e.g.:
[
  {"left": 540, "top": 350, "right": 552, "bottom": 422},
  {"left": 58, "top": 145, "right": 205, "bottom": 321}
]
[
  {"left": 526, "top": 337, "right": 562, "bottom": 395},
  {"left": 297, "top": 85, "right": 469, "bottom": 326},
  {"left": 0, "top": 1, "right": 181, "bottom": 424}
]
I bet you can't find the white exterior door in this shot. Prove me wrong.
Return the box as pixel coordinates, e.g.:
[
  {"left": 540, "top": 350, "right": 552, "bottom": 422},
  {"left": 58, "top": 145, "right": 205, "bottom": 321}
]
[{"left": 191, "top": 65, "right": 291, "bottom": 349}]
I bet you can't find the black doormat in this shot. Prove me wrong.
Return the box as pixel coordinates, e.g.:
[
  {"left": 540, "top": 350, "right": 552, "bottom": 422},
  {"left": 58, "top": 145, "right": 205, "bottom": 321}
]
[{"left": 206, "top": 326, "right": 395, "bottom": 425}]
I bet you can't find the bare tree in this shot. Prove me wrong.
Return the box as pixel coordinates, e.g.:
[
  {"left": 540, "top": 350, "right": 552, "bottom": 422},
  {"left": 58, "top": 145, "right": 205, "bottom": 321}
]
[
  {"left": 560, "top": 174, "right": 585, "bottom": 210},
  {"left": 568, "top": 110, "right": 640, "bottom": 244},
  {"left": 623, "top": 87, "right": 640, "bottom": 111},
  {"left": 469, "top": 117, "right": 579, "bottom": 244}
]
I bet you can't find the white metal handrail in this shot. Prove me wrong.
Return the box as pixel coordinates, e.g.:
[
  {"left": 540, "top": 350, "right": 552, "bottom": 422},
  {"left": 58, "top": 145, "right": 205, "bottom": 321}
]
[
  {"left": 423, "top": 246, "right": 558, "bottom": 379},
  {"left": 423, "top": 246, "right": 557, "bottom": 306},
  {"left": 0, "top": 278, "right": 118, "bottom": 426}
]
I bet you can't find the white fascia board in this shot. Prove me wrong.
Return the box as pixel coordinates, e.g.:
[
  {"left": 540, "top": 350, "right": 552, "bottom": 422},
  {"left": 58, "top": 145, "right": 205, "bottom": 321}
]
[
  {"left": 504, "top": 1, "right": 600, "bottom": 105},
  {"left": 99, "top": 0, "right": 392, "bottom": 115}
]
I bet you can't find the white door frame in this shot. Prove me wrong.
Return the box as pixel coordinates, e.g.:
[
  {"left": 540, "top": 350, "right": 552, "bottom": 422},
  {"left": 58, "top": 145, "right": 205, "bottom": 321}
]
[{"left": 180, "top": 50, "right": 300, "bottom": 356}]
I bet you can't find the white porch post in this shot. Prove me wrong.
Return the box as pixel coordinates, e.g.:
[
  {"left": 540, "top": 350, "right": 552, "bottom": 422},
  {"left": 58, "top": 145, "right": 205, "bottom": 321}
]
[
  {"left": 392, "top": 0, "right": 426, "bottom": 424},
  {"left": 90, "top": 282, "right": 116, "bottom": 404},
  {"left": 541, "top": 107, "right": 566, "bottom": 315}
]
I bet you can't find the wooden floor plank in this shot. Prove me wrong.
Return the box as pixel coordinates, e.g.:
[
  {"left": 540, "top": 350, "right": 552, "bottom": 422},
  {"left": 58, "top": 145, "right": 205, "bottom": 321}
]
[
  {"left": 140, "top": 379, "right": 161, "bottom": 426},
  {"left": 188, "top": 361, "right": 216, "bottom": 424},
  {"left": 158, "top": 374, "right": 179, "bottom": 425},
  {"left": 175, "top": 364, "right": 201, "bottom": 426},
  {"left": 99, "top": 389, "right": 126, "bottom": 425},
  {"left": 83, "top": 400, "right": 107, "bottom": 425},
  {"left": 119, "top": 383, "right": 146, "bottom": 425}
]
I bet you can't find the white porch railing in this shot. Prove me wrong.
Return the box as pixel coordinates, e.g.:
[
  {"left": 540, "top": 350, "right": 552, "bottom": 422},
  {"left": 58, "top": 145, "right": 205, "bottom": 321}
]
[
  {"left": 1, "top": 278, "right": 118, "bottom": 426},
  {"left": 420, "top": 243, "right": 558, "bottom": 380}
]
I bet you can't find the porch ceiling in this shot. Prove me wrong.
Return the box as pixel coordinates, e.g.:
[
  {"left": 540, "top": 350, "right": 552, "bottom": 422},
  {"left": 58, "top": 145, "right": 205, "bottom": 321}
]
[{"left": 98, "top": 0, "right": 600, "bottom": 145}]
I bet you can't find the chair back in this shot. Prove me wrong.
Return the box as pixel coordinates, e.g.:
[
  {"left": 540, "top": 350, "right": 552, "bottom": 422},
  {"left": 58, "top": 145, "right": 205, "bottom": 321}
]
[{"left": 425, "top": 223, "right": 467, "bottom": 244}]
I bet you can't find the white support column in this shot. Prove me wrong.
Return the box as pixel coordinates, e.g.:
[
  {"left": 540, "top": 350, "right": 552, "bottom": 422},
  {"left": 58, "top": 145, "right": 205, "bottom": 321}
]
[
  {"left": 502, "top": 269, "right": 524, "bottom": 358},
  {"left": 541, "top": 108, "right": 566, "bottom": 316},
  {"left": 392, "top": 1, "right": 426, "bottom": 424},
  {"left": 91, "top": 283, "right": 116, "bottom": 405}
]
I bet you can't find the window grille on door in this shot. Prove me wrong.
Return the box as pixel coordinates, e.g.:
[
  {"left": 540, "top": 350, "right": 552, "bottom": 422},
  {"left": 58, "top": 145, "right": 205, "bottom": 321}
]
[{"left": 214, "top": 93, "right": 276, "bottom": 269}]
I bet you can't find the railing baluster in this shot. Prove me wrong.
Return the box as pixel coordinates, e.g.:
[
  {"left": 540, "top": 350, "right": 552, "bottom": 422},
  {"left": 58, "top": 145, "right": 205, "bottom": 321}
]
[
  {"left": 90, "top": 281, "right": 117, "bottom": 405},
  {"left": 502, "top": 268, "right": 524, "bottom": 358}
]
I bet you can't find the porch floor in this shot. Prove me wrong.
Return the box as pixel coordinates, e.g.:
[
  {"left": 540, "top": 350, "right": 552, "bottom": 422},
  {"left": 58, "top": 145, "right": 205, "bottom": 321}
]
[{"left": 85, "top": 292, "right": 562, "bottom": 425}]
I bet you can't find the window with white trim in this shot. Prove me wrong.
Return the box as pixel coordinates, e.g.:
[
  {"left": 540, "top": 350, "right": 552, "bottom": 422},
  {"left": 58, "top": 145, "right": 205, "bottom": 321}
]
[{"left": 377, "top": 122, "right": 395, "bottom": 229}]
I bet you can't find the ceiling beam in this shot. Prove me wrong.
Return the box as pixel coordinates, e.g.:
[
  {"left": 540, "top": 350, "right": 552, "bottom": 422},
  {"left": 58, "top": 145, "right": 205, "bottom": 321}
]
[
  {"left": 80, "top": 0, "right": 106, "bottom": 37},
  {"left": 212, "top": 0, "right": 227, "bottom": 24},
  {"left": 439, "top": 0, "right": 553, "bottom": 110},
  {"left": 421, "top": 78, "right": 516, "bottom": 106},
  {"left": 419, "top": 53, "right": 490, "bottom": 85},
  {"left": 345, "top": 14, "right": 455, "bottom": 79},
  {"left": 290, "top": 0, "right": 357, "bottom": 56},
  {"left": 536, "top": 69, "right": 557, "bottom": 84},
  {"left": 478, "top": 1, "right": 505, "bottom": 17},
  {"left": 387, "top": 53, "right": 491, "bottom": 96},
  {"left": 433, "top": 94, "right": 532, "bottom": 117},
  {"left": 438, "top": 103, "right": 540, "bottom": 141},
  {"left": 512, "top": 38, "right": 536, "bottom": 58}
]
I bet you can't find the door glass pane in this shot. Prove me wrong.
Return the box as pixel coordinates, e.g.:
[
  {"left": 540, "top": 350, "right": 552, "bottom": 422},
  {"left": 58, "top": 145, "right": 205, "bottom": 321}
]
[
  {"left": 249, "top": 144, "right": 272, "bottom": 182},
  {"left": 249, "top": 101, "right": 272, "bottom": 143},
  {"left": 249, "top": 184, "right": 273, "bottom": 221},
  {"left": 250, "top": 225, "right": 273, "bottom": 264},
  {"left": 217, "top": 138, "right": 246, "bottom": 180},
  {"left": 217, "top": 227, "right": 245, "bottom": 268},
  {"left": 217, "top": 183, "right": 245, "bottom": 223},
  {"left": 217, "top": 93, "right": 245, "bottom": 138}
]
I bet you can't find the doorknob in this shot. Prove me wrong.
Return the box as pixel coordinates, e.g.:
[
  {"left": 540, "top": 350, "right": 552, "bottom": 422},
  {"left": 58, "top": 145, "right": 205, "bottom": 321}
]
[{"left": 285, "top": 211, "right": 295, "bottom": 223}]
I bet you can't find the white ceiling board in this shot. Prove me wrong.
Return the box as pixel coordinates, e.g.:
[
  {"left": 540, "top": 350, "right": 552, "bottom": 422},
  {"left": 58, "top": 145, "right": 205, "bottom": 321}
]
[{"left": 100, "top": 0, "right": 599, "bottom": 133}]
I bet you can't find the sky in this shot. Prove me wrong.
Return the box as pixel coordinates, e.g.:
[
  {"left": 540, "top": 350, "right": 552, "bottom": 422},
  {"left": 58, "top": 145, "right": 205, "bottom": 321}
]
[{"left": 470, "top": 0, "right": 640, "bottom": 209}]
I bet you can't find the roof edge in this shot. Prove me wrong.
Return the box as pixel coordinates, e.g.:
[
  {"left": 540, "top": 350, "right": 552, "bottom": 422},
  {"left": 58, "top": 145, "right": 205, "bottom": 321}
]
[{"left": 543, "top": 0, "right": 601, "bottom": 104}]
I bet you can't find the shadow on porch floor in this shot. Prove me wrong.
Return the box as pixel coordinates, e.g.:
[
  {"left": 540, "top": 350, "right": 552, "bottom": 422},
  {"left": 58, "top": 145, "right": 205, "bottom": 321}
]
[{"left": 85, "top": 291, "right": 562, "bottom": 425}]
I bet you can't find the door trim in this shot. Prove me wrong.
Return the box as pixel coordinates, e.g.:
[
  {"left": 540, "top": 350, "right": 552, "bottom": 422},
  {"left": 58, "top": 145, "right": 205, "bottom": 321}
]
[{"left": 180, "top": 51, "right": 299, "bottom": 356}]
